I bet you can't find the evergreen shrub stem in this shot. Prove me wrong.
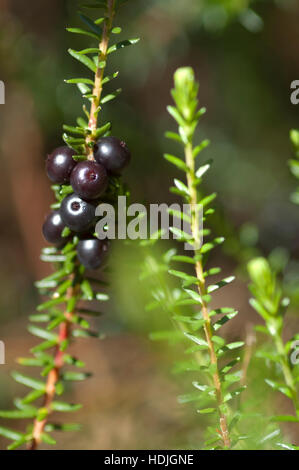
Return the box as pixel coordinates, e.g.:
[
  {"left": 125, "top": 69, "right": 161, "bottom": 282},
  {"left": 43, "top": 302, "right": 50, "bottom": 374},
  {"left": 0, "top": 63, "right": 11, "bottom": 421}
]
[
  {"left": 184, "top": 137, "right": 230, "bottom": 447},
  {"left": 0, "top": 0, "right": 138, "bottom": 450}
]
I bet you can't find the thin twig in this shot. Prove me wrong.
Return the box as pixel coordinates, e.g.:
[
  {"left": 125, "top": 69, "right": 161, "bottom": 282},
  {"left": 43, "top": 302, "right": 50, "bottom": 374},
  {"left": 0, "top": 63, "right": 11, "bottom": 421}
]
[
  {"left": 86, "top": 0, "right": 115, "bottom": 159},
  {"left": 28, "top": 284, "right": 76, "bottom": 450},
  {"left": 184, "top": 141, "right": 231, "bottom": 448}
]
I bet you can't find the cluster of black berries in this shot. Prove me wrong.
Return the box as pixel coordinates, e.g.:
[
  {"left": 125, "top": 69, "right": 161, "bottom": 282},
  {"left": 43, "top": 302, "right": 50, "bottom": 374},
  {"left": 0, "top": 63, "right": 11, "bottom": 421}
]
[{"left": 42, "top": 137, "right": 131, "bottom": 270}]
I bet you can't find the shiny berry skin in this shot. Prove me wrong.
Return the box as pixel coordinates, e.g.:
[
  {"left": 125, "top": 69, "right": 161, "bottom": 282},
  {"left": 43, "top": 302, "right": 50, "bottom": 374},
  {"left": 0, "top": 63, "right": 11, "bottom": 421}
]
[
  {"left": 42, "top": 211, "right": 65, "bottom": 245},
  {"left": 70, "top": 161, "right": 108, "bottom": 200},
  {"left": 93, "top": 136, "right": 131, "bottom": 174},
  {"left": 60, "top": 193, "right": 95, "bottom": 233},
  {"left": 46, "top": 146, "right": 77, "bottom": 184},
  {"left": 77, "top": 239, "right": 109, "bottom": 270}
]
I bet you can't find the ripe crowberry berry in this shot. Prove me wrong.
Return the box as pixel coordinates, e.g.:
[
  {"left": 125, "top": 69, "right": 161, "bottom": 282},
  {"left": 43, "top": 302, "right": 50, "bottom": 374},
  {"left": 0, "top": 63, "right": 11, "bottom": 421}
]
[
  {"left": 77, "top": 239, "right": 109, "bottom": 270},
  {"left": 60, "top": 193, "right": 95, "bottom": 233},
  {"left": 70, "top": 161, "right": 108, "bottom": 200},
  {"left": 46, "top": 146, "right": 77, "bottom": 184},
  {"left": 42, "top": 211, "right": 65, "bottom": 245},
  {"left": 93, "top": 136, "right": 131, "bottom": 174}
]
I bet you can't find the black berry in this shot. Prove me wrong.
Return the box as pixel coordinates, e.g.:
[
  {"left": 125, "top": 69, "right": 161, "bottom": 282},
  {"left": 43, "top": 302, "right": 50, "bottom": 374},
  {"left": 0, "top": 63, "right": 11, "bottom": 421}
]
[
  {"left": 93, "top": 136, "right": 131, "bottom": 174},
  {"left": 46, "top": 146, "right": 77, "bottom": 184},
  {"left": 70, "top": 161, "right": 108, "bottom": 200},
  {"left": 42, "top": 211, "right": 65, "bottom": 245},
  {"left": 60, "top": 193, "right": 95, "bottom": 233},
  {"left": 77, "top": 239, "right": 109, "bottom": 270}
]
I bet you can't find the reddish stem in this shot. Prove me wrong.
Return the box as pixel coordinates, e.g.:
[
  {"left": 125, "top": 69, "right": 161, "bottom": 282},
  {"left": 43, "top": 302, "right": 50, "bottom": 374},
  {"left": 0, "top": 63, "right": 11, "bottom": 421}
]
[{"left": 27, "top": 300, "right": 74, "bottom": 450}]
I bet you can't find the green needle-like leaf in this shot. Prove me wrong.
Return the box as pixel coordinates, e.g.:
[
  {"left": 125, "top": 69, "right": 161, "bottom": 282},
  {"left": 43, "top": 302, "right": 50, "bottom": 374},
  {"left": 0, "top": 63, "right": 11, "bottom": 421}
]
[
  {"left": 68, "top": 48, "right": 97, "bottom": 73},
  {"left": 11, "top": 372, "right": 46, "bottom": 391}
]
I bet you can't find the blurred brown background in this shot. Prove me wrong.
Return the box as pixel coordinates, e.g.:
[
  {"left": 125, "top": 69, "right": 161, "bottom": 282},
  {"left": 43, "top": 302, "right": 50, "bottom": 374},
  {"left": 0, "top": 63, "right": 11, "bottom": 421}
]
[{"left": 0, "top": 0, "right": 299, "bottom": 449}]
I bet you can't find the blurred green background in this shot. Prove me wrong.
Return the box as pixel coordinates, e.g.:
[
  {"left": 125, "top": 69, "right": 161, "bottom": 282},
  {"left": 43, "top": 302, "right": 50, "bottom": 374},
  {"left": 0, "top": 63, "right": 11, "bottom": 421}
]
[{"left": 0, "top": 0, "right": 298, "bottom": 449}]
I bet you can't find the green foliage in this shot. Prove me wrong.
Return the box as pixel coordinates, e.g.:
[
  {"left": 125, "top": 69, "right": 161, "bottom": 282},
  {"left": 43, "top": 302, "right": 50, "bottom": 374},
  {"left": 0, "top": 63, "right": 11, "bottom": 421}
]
[
  {"left": 63, "top": 2, "right": 139, "bottom": 156},
  {"left": 157, "top": 0, "right": 263, "bottom": 33},
  {"left": 248, "top": 257, "right": 299, "bottom": 424},
  {"left": 0, "top": 0, "right": 137, "bottom": 450},
  {"left": 0, "top": 196, "right": 110, "bottom": 449},
  {"left": 289, "top": 129, "right": 299, "bottom": 204},
  {"left": 142, "top": 67, "right": 247, "bottom": 449},
  {"left": 288, "top": 129, "right": 299, "bottom": 201},
  {"left": 247, "top": 257, "right": 287, "bottom": 321}
]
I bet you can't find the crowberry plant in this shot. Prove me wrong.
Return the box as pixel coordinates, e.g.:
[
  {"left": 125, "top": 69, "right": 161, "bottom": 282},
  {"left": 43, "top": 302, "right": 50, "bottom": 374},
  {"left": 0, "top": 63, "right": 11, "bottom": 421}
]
[
  {"left": 142, "top": 68, "right": 245, "bottom": 449},
  {"left": 248, "top": 258, "right": 299, "bottom": 423},
  {"left": 239, "top": 129, "right": 299, "bottom": 449},
  {"left": 141, "top": 69, "right": 299, "bottom": 450},
  {"left": 0, "top": 0, "right": 137, "bottom": 450}
]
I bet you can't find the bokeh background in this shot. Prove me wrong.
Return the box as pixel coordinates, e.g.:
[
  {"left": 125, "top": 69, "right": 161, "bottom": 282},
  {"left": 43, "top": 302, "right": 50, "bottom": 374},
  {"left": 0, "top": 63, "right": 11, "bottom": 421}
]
[{"left": 0, "top": 0, "right": 299, "bottom": 449}]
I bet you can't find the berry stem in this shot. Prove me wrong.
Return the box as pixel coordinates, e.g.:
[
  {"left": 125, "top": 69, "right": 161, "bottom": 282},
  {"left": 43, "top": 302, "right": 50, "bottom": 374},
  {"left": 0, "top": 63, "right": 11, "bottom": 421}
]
[
  {"left": 86, "top": 0, "right": 115, "bottom": 159},
  {"left": 27, "top": 280, "right": 77, "bottom": 450},
  {"left": 184, "top": 141, "right": 231, "bottom": 448}
]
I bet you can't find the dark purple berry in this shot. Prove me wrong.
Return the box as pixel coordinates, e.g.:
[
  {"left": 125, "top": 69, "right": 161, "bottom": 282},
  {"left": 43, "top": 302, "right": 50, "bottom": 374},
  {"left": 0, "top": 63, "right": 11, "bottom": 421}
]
[
  {"left": 46, "top": 146, "right": 77, "bottom": 184},
  {"left": 42, "top": 211, "right": 65, "bottom": 245},
  {"left": 93, "top": 136, "right": 131, "bottom": 174},
  {"left": 60, "top": 193, "right": 95, "bottom": 233},
  {"left": 70, "top": 161, "right": 108, "bottom": 200},
  {"left": 77, "top": 239, "right": 109, "bottom": 270}
]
